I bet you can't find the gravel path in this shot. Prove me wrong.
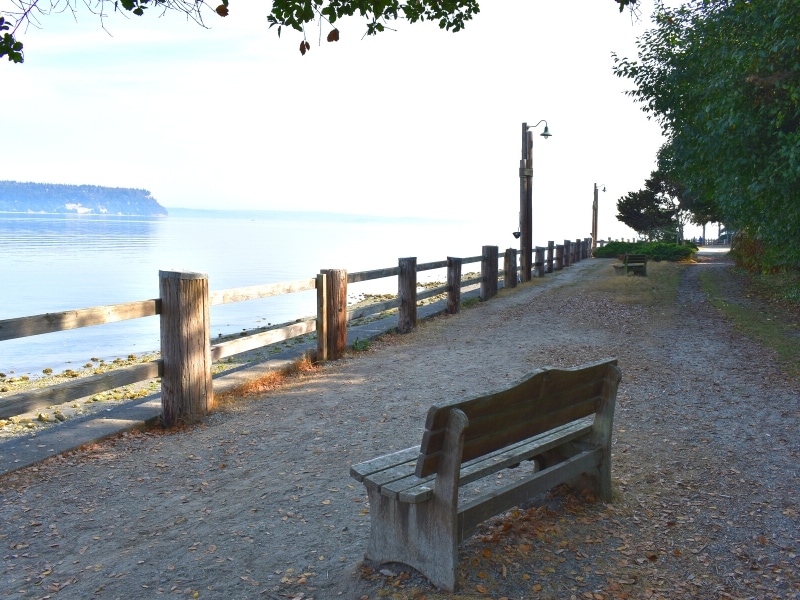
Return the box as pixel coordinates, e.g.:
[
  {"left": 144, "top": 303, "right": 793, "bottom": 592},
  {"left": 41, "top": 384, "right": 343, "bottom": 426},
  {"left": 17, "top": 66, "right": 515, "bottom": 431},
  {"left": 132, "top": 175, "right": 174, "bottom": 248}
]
[{"left": 1, "top": 254, "right": 798, "bottom": 600}]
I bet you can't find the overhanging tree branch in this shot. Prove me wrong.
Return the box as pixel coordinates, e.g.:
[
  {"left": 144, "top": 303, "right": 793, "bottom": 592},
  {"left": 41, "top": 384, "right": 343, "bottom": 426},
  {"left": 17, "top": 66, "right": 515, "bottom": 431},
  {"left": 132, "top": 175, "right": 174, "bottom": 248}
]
[{"left": 2, "top": 0, "right": 644, "bottom": 63}]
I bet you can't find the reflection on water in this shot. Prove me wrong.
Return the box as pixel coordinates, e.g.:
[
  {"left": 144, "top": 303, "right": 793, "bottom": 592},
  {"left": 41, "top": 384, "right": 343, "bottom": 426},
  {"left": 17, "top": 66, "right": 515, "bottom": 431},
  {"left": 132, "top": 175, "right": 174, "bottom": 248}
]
[{"left": 1, "top": 211, "right": 497, "bottom": 375}]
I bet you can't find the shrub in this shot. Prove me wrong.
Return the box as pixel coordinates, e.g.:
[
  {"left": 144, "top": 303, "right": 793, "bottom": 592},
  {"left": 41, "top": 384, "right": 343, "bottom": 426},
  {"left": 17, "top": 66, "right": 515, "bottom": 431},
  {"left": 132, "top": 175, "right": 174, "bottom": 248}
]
[{"left": 593, "top": 241, "right": 696, "bottom": 262}]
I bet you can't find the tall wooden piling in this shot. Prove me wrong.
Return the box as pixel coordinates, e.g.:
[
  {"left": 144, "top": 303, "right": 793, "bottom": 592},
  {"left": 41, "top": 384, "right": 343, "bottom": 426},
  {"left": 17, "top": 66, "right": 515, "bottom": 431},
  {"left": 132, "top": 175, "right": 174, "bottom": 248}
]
[
  {"left": 503, "top": 248, "right": 518, "bottom": 289},
  {"left": 447, "top": 257, "right": 462, "bottom": 314},
  {"left": 320, "top": 269, "right": 347, "bottom": 360},
  {"left": 480, "top": 246, "right": 498, "bottom": 300},
  {"left": 398, "top": 258, "right": 417, "bottom": 334},
  {"left": 159, "top": 270, "right": 213, "bottom": 427}
]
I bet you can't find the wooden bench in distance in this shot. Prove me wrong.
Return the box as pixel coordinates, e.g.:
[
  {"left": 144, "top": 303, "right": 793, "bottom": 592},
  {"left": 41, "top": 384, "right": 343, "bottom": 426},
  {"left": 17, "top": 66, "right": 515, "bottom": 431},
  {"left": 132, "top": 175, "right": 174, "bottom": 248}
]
[
  {"left": 350, "top": 358, "right": 622, "bottom": 591},
  {"left": 623, "top": 253, "right": 648, "bottom": 276}
]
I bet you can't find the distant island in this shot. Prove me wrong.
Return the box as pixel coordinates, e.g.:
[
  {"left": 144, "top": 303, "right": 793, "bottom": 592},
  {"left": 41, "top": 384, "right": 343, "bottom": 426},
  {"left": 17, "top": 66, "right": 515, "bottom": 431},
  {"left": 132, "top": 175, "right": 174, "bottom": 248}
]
[{"left": 0, "top": 181, "right": 168, "bottom": 217}]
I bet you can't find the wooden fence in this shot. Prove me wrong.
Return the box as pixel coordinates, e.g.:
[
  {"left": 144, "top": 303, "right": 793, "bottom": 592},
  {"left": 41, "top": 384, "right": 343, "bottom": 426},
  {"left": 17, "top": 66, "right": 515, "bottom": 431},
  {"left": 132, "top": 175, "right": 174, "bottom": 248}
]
[{"left": 0, "top": 238, "right": 593, "bottom": 426}]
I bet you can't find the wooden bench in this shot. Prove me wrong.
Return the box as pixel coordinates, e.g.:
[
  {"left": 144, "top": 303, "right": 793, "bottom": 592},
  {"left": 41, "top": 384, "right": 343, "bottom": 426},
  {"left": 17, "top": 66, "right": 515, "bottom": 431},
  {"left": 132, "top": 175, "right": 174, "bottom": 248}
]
[
  {"left": 623, "top": 253, "right": 648, "bottom": 276},
  {"left": 350, "top": 358, "right": 622, "bottom": 591}
]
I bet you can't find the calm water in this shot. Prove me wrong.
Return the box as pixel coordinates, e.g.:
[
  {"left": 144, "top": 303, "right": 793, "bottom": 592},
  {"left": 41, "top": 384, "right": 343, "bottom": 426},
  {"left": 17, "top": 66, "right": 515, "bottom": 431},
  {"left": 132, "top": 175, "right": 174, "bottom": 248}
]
[{"left": 1, "top": 210, "right": 502, "bottom": 375}]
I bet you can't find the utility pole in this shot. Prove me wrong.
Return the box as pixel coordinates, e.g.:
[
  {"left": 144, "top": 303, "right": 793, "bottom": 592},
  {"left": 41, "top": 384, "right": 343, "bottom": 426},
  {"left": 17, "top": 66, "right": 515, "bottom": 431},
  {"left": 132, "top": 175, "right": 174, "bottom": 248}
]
[
  {"left": 592, "top": 183, "right": 599, "bottom": 254},
  {"left": 519, "top": 123, "right": 533, "bottom": 282}
]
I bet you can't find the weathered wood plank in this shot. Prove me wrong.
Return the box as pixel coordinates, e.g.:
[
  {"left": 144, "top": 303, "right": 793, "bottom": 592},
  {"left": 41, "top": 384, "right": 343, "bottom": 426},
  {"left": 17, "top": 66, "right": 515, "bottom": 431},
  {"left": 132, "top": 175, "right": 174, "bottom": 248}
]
[
  {"left": 350, "top": 446, "right": 421, "bottom": 482},
  {"left": 210, "top": 320, "right": 316, "bottom": 361},
  {"left": 208, "top": 279, "right": 316, "bottom": 306},
  {"left": 417, "top": 260, "right": 448, "bottom": 272},
  {"left": 0, "top": 300, "right": 160, "bottom": 342},
  {"left": 417, "top": 285, "right": 448, "bottom": 302},
  {"left": 382, "top": 420, "right": 594, "bottom": 503},
  {"left": 348, "top": 267, "right": 399, "bottom": 283},
  {"left": 0, "top": 360, "right": 163, "bottom": 419}
]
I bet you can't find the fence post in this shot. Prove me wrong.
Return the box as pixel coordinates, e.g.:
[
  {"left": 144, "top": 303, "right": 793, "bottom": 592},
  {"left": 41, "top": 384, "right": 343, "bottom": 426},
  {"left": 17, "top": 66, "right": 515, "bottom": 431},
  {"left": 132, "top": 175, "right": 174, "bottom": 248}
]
[
  {"left": 503, "top": 248, "right": 517, "bottom": 289},
  {"left": 585, "top": 237, "right": 592, "bottom": 258},
  {"left": 447, "top": 256, "right": 462, "bottom": 314},
  {"left": 159, "top": 270, "right": 213, "bottom": 427},
  {"left": 574, "top": 239, "right": 581, "bottom": 262},
  {"left": 534, "top": 246, "right": 546, "bottom": 278},
  {"left": 546, "top": 241, "right": 554, "bottom": 273},
  {"left": 315, "top": 272, "right": 328, "bottom": 361},
  {"left": 320, "top": 269, "right": 347, "bottom": 359},
  {"left": 555, "top": 244, "right": 564, "bottom": 271},
  {"left": 480, "top": 245, "right": 498, "bottom": 300},
  {"left": 398, "top": 257, "right": 417, "bottom": 333},
  {"left": 563, "top": 240, "right": 572, "bottom": 267}
]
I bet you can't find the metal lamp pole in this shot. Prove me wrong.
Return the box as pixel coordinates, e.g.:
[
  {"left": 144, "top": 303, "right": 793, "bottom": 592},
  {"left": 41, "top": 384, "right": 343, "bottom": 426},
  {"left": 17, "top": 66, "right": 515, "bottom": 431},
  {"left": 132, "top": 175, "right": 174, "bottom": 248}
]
[
  {"left": 518, "top": 121, "right": 551, "bottom": 282},
  {"left": 592, "top": 183, "right": 605, "bottom": 254}
]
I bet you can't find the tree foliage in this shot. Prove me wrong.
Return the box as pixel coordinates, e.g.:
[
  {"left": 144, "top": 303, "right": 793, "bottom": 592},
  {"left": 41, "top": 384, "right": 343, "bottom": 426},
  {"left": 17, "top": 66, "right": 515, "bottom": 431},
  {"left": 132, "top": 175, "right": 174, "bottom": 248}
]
[
  {"left": 2, "top": 0, "right": 641, "bottom": 64},
  {"left": 613, "top": 0, "right": 800, "bottom": 269},
  {"left": 616, "top": 169, "right": 689, "bottom": 242}
]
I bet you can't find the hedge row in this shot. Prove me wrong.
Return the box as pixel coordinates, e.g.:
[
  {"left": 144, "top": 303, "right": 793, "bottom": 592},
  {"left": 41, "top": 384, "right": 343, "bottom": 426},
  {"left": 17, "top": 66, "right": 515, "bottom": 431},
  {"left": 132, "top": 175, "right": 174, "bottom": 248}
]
[{"left": 593, "top": 241, "right": 697, "bottom": 262}]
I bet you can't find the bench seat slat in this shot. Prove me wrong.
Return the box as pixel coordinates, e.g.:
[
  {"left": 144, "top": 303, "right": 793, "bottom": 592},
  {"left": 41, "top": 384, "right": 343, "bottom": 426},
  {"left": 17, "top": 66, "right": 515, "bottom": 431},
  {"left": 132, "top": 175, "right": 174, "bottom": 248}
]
[
  {"left": 379, "top": 418, "right": 594, "bottom": 503},
  {"left": 349, "top": 446, "right": 420, "bottom": 482}
]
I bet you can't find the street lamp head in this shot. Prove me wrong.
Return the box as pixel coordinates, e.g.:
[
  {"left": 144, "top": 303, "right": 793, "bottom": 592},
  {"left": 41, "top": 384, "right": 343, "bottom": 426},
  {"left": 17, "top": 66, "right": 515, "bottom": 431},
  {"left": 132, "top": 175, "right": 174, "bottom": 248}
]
[{"left": 527, "top": 120, "right": 552, "bottom": 138}]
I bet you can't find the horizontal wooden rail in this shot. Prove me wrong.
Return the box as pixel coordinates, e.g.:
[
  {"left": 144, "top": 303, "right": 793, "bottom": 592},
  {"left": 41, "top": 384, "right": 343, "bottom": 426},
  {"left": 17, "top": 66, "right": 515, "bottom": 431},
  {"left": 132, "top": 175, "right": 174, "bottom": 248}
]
[
  {"left": 348, "top": 267, "right": 399, "bottom": 284},
  {"left": 418, "top": 284, "right": 449, "bottom": 301},
  {"left": 347, "top": 298, "right": 399, "bottom": 322},
  {"left": 0, "top": 300, "right": 160, "bottom": 342},
  {"left": 0, "top": 360, "right": 163, "bottom": 419},
  {"left": 210, "top": 320, "right": 317, "bottom": 361},
  {"left": 462, "top": 276, "right": 482, "bottom": 287},
  {"left": 208, "top": 278, "right": 316, "bottom": 306},
  {"left": 417, "top": 260, "right": 448, "bottom": 271}
]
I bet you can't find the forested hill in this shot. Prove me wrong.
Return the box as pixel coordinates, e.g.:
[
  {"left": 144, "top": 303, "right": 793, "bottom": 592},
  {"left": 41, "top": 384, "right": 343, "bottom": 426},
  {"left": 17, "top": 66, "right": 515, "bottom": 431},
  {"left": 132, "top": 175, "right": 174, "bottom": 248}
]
[{"left": 0, "top": 181, "right": 168, "bottom": 216}]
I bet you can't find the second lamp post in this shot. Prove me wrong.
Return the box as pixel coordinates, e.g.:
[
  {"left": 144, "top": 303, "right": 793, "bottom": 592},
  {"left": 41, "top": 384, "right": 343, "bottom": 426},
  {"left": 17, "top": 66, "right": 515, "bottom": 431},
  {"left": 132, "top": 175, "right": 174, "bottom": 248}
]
[{"left": 519, "top": 120, "right": 551, "bottom": 282}]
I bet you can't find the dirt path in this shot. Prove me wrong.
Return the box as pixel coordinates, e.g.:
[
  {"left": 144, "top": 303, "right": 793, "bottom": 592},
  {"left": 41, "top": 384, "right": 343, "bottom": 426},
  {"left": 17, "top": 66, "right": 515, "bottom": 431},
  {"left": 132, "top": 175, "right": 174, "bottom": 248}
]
[{"left": 1, "top": 255, "right": 798, "bottom": 600}]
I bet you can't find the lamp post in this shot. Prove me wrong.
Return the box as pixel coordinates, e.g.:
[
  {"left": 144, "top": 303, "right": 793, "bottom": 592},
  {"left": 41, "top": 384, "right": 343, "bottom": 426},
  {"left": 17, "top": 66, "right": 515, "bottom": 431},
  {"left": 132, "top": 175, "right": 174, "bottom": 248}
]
[
  {"left": 591, "top": 182, "right": 605, "bottom": 254},
  {"left": 518, "top": 120, "right": 551, "bottom": 282}
]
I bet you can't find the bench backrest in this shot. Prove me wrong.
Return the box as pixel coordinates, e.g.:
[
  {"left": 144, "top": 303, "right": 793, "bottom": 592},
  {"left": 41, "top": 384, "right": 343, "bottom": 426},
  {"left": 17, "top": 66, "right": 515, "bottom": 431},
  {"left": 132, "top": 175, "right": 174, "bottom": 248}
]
[
  {"left": 415, "top": 358, "right": 618, "bottom": 478},
  {"left": 624, "top": 254, "right": 647, "bottom": 264}
]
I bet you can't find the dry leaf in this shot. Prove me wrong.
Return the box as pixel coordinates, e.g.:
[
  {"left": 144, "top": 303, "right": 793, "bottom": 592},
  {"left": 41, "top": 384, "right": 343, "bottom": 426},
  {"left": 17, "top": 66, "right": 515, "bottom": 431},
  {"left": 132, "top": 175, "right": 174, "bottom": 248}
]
[
  {"left": 327, "top": 29, "right": 340, "bottom": 42},
  {"left": 215, "top": 4, "right": 228, "bottom": 16},
  {"left": 476, "top": 584, "right": 488, "bottom": 593}
]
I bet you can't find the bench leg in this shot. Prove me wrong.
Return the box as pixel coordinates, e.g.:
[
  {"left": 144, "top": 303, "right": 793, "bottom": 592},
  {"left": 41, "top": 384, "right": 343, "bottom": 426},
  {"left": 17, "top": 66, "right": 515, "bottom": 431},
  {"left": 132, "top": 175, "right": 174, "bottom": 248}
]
[
  {"left": 364, "top": 486, "right": 459, "bottom": 591},
  {"left": 362, "top": 409, "right": 468, "bottom": 592}
]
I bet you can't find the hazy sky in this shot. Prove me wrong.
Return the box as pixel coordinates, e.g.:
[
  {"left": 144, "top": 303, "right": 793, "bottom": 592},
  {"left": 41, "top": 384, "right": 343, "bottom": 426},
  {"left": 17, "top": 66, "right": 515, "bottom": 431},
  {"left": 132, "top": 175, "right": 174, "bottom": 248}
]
[{"left": 3, "top": 0, "right": 690, "bottom": 242}]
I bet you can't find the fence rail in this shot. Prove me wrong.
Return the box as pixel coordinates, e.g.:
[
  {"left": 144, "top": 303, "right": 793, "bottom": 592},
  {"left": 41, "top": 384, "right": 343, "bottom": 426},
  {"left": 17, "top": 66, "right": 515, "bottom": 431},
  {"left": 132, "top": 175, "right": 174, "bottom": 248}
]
[{"left": 0, "top": 238, "right": 593, "bottom": 424}]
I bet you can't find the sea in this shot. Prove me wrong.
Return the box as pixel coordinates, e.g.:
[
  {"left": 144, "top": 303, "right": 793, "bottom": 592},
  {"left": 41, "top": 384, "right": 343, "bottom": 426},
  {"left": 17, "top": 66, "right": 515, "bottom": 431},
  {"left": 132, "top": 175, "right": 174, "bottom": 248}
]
[{"left": 1, "top": 209, "right": 507, "bottom": 377}]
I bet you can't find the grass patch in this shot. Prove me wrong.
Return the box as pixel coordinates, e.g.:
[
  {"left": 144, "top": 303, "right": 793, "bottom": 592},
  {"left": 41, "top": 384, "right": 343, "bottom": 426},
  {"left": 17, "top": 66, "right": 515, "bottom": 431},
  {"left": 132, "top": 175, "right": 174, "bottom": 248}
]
[
  {"left": 583, "top": 260, "right": 683, "bottom": 312},
  {"left": 699, "top": 268, "right": 800, "bottom": 378}
]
